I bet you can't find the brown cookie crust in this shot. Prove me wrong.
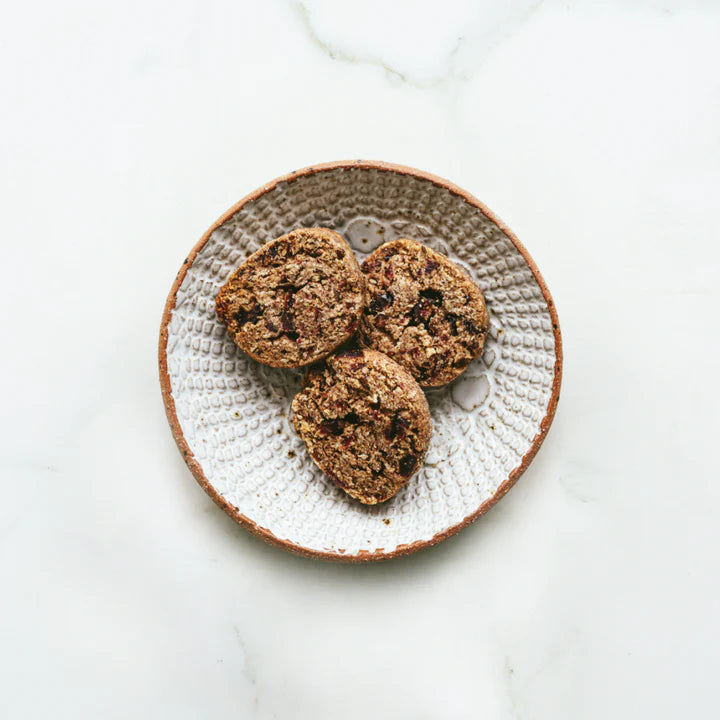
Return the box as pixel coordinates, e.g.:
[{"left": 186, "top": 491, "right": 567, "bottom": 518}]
[
  {"left": 216, "top": 228, "right": 364, "bottom": 367},
  {"left": 360, "top": 238, "right": 489, "bottom": 387},
  {"left": 291, "top": 348, "right": 432, "bottom": 505}
]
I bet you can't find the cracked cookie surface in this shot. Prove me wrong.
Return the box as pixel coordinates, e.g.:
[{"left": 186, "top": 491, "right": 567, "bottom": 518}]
[
  {"left": 360, "top": 238, "right": 489, "bottom": 387},
  {"left": 216, "top": 228, "right": 364, "bottom": 367},
  {"left": 291, "top": 348, "right": 432, "bottom": 504}
]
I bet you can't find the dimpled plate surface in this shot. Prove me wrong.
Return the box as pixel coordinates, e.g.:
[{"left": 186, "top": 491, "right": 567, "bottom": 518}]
[{"left": 159, "top": 161, "right": 562, "bottom": 560}]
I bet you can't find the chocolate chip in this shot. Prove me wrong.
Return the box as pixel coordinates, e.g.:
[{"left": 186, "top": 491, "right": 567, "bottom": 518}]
[
  {"left": 398, "top": 454, "right": 418, "bottom": 476},
  {"left": 343, "top": 412, "right": 360, "bottom": 424},
  {"left": 235, "top": 304, "right": 261, "bottom": 327},
  {"left": 367, "top": 291, "right": 394, "bottom": 315},
  {"left": 419, "top": 288, "right": 443, "bottom": 305},
  {"left": 447, "top": 313, "right": 459, "bottom": 335},
  {"left": 463, "top": 318, "right": 484, "bottom": 335},
  {"left": 409, "top": 300, "right": 432, "bottom": 325},
  {"left": 425, "top": 260, "right": 438, "bottom": 273},
  {"left": 408, "top": 289, "right": 443, "bottom": 327}
]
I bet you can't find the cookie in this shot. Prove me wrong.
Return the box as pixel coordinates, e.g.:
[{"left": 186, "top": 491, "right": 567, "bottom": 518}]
[
  {"left": 216, "top": 228, "right": 364, "bottom": 368},
  {"left": 360, "top": 238, "right": 489, "bottom": 387},
  {"left": 291, "top": 348, "right": 432, "bottom": 505}
]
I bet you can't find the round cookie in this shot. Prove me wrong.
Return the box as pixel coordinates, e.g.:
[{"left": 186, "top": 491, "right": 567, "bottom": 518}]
[
  {"left": 291, "top": 348, "right": 432, "bottom": 505},
  {"left": 360, "top": 238, "right": 489, "bottom": 387},
  {"left": 216, "top": 228, "right": 364, "bottom": 368}
]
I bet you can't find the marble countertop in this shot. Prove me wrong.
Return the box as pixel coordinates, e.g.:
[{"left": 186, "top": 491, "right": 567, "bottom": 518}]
[{"left": 2, "top": 1, "right": 719, "bottom": 717}]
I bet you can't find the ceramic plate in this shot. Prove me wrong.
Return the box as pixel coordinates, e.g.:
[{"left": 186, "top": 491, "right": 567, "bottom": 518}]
[{"left": 159, "top": 161, "right": 562, "bottom": 561}]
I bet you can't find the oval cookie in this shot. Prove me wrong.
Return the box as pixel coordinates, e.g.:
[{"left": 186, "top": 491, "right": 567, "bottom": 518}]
[
  {"left": 360, "top": 238, "right": 489, "bottom": 386},
  {"left": 216, "top": 228, "right": 364, "bottom": 367},
  {"left": 291, "top": 348, "right": 432, "bottom": 504}
]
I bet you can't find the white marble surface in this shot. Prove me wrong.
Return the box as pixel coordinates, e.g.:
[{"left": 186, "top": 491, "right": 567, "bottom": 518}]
[{"left": 1, "top": 0, "right": 719, "bottom": 717}]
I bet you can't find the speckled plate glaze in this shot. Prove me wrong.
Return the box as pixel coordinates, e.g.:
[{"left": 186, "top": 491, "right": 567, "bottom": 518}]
[{"left": 159, "top": 161, "right": 562, "bottom": 561}]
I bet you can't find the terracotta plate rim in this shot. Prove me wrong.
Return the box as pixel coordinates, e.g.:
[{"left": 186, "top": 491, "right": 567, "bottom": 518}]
[{"left": 158, "top": 159, "right": 563, "bottom": 562}]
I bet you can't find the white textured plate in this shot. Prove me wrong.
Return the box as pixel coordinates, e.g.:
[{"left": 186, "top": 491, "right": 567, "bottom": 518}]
[{"left": 159, "top": 161, "right": 562, "bottom": 561}]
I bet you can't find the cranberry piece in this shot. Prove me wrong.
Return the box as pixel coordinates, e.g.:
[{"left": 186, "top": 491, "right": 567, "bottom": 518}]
[{"left": 281, "top": 292, "right": 295, "bottom": 333}]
